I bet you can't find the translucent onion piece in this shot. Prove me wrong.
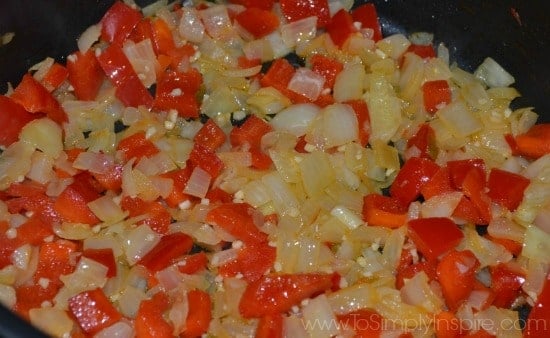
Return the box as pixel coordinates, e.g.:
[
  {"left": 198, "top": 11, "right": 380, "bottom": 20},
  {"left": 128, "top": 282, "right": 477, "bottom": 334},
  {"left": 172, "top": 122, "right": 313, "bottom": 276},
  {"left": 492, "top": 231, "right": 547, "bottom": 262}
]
[
  {"left": 19, "top": 118, "right": 63, "bottom": 158},
  {"left": 77, "top": 24, "right": 101, "bottom": 53},
  {"left": 184, "top": 166, "right": 212, "bottom": 198},
  {"left": 302, "top": 295, "right": 340, "bottom": 337},
  {"left": 287, "top": 68, "right": 325, "bottom": 101},
  {"left": 29, "top": 307, "right": 73, "bottom": 338},
  {"left": 474, "top": 57, "right": 515, "bottom": 88},
  {"left": 94, "top": 321, "right": 135, "bottom": 338},
  {"left": 123, "top": 224, "right": 160, "bottom": 265}
]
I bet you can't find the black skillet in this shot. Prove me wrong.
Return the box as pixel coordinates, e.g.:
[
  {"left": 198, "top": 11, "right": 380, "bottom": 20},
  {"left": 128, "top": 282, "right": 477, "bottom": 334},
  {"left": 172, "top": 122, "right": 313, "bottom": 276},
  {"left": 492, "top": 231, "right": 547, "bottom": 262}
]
[{"left": 0, "top": 0, "right": 548, "bottom": 337}]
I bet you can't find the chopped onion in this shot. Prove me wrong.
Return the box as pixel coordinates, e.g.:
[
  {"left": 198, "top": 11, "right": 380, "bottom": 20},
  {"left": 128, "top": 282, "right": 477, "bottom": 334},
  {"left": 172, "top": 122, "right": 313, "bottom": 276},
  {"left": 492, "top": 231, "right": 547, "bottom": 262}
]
[
  {"left": 523, "top": 225, "right": 550, "bottom": 264},
  {"left": 333, "top": 63, "right": 365, "bottom": 102},
  {"left": 26, "top": 151, "right": 55, "bottom": 184},
  {"left": 487, "top": 216, "right": 525, "bottom": 243},
  {"left": 199, "top": 5, "right": 233, "bottom": 40},
  {"left": 400, "top": 271, "right": 443, "bottom": 313},
  {"left": 280, "top": 17, "right": 317, "bottom": 48},
  {"left": 437, "top": 101, "right": 482, "bottom": 138},
  {"left": 179, "top": 7, "right": 205, "bottom": 43},
  {"left": 287, "top": 68, "right": 325, "bottom": 101},
  {"left": 123, "top": 39, "right": 159, "bottom": 88},
  {"left": 118, "top": 285, "right": 147, "bottom": 318},
  {"left": 19, "top": 118, "right": 63, "bottom": 158},
  {"left": 156, "top": 266, "right": 184, "bottom": 291},
  {"left": 271, "top": 103, "right": 320, "bottom": 136},
  {"left": 319, "top": 104, "right": 358, "bottom": 148},
  {"left": 0, "top": 284, "right": 15, "bottom": 308},
  {"left": 94, "top": 321, "right": 135, "bottom": 338},
  {"left": 211, "top": 248, "right": 239, "bottom": 267},
  {"left": 29, "top": 307, "right": 73, "bottom": 338},
  {"left": 302, "top": 295, "right": 340, "bottom": 337},
  {"left": 474, "top": 57, "right": 515, "bottom": 88},
  {"left": 421, "top": 192, "right": 463, "bottom": 218},
  {"left": 123, "top": 224, "right": 160, "bottom": 265},
  {"left": 31, "top": 57, "right": 54, "bottom": 82},
  {"left": 73, "top": 151, "right": 114, "bottom": 174},
  {"left": 183, "top": 166, "right": 212, "bottom": 198},
  {"left": 88, "top": 195, "right": 128, "bottom": 224},
  {"left": 77, "top": 24, "right": 101, "bottom": 53}
]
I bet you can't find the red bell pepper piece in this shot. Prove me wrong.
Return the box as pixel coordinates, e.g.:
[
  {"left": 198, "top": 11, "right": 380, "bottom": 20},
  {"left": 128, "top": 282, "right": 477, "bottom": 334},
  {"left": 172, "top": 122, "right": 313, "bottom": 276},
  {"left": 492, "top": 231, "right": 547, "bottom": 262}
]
[
  {"left": 514, "top": 123, "right": 550, "bottom": 159},
  {"left": 260, "top": 58, "right": 295, "bottom": 91},
  {"left": 34, "top": 240, "right": 77, "bottom": 287},
  {"left": 82, "top": 248, "right": 117, "bottom": 278},
  {"left": 10, "top": 73, "right": 67, "bottom": 124},
  {"left": 461, "top": 167, "right": 492, "bottom": 224},
  {"left": 117, "top": 131, "right": 160, "bottom": 161},
  {"left": 188, "top": 143, "right": 225, "bottom": 179},
  {"left": 177, "top": 252, "right": 208, "bottom": 275},
  {"left": 345, "top": 99, "right": 371, "bottom": 147},
  {"left": 489, "top": 263, "right": 525, "bottom": 308},
  {"left": 0, "top": 95, "right": 36, "bottom": 147},
  {"left": 205, "top": 187, "right": 233, "bottom": 203},
  {"left": 69, "top": 288, "right": 122, "bottom": 335},
  {"left": 120, "top": 196, "right": 172, "bottom": 234},
  {"left": 219, "top": 240, "right": 276, "bottom": 282},
  {"left": 390, "top": 156, "right": 440, "bottom": 206},
  {"left": 101, "top": 1, "right": 142, "bottom": 45},
  {"left": 14, "top": 283, "right": 59, "bottom": 320},
  {"left": 362, "top": 194, "right": 408, "bottom": 228},
  {"left": 406, "top": 44, "right": 436, "bottom": 59},
  {"left": 396, "top": 259, "right": 438, "bottom": 290},
  {"left": 434, "top": 311, "right": 464, "bottom": 338},
  {"left": 235, "top": 7, "right": 280, "bottom": 39},
  {"left": 41, "top": 62, "right": 69, "bottom": 91},
  {"left": 452, "top": 196, "right": 486, "bottom": 225},
  {"left": 129, "top": 17, "right": 154, "bottom": 44},
  {"left": 351, "top": 3, "right": 383, "bottom": 42},
  {"left": 447, "top": 159, "right": 486, "bottom": 190},
  {"left": 279, "top": 0, "right": 330, "bottom": 28},
  {"left": 151, "top": 18, "right": 176, "bottom": 55},
  {"left": 256, "top": 313, "right": 283, "bottom": 338},
  {"left": 135, "top": 292, "right": 173, "bottom": 338},
  {"left": 228, "top": 0, "right": 276, "bottom": 10},
  {"left": 310, "top": 54, "right": 343, "bottom": 90},
  {"left": 230, "top": 115, "right": 273, "bottom": 149},
  {"left": 153, "top": 68, "right": 202, "bottom": 118},
  {"left": 97, "top": 44, "right": 153, "bottom": 108},
  {"left": 407, "top": 123, "right": 436, "bottom": 159},
  {"left": 485, "top": 234, "right": 523, "bottom": 257},
  {"left": 161, "top": 167, "right": 193, "bottom": 208},
  {"left": 181, "top": 290, "right": 212, "bottom": 338},
  {"left": 422, "top": 80, "right": 451, "bottom": 114},
  {"left": 205, "top": 202, "right": 268, "bottom": 245},
  {"left": 249, "top": 147, "right": 273, "bottom": 170},
  {"left": 487, "top": 168, "right": 530, "bottom": 211},
  {"left": 194, "top": 119, "right": 227, "bottom": 152},
  {"left": 337, "top": 308, "right": 383, "bottom": 338},
  {"left": 138, "top": 233, "right": 194, "bottom": 272},
  {"left": 326, "top": 9, "right": 358, "bottom": 48},
  {"left": 239, "top": 272, "right": 336, "bottom": 318},
  {"left": 407, "top": 217, "right": 464, "bottom": 261},
  {"left": 420, "top": 166, "right": 454, "bottom": 200},
  {"left": 54, "top": 173, "right": 101, "bottom": 225},
  {"left": 67, "top": 50, "right": 105, "bottom": 101},
  {"left": 93, "top": 163, "right": 124, "bottom": 192},
  {"left": 524, "top": 274, "right": 550, "bottom": 338},
  {"left": 436, "top": 250, "right": 480, "bottom": 310}
]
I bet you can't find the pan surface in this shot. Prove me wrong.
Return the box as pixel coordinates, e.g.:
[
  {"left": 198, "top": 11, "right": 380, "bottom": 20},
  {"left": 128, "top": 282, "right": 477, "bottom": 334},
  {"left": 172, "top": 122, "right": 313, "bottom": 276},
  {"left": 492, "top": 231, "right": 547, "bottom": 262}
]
[{"left": 0, "top": 1, "right": 548, "bottom": 337}]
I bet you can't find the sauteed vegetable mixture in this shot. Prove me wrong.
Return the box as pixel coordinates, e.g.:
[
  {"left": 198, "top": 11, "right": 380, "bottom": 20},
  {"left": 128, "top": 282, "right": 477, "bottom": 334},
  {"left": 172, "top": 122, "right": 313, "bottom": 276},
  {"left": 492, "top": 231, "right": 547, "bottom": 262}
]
[{"left": 0, "top": 1, "right": 549, "bottom": 337}]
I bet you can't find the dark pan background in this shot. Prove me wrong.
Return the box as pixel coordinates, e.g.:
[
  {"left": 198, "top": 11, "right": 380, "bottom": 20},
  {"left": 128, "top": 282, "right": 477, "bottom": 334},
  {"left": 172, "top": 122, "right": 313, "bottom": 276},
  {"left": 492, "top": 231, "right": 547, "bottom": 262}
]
[{"left": 0, "top": 0, "right": 548, "bottom": 337}]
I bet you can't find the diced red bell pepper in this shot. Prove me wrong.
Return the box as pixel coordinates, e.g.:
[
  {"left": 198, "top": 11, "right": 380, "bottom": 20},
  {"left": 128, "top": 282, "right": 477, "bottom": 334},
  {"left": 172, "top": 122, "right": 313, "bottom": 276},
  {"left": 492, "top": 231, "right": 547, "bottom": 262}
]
[
  {"left": 5, "top": 191, "right": 60, "bottom": 226},
  {"left": 129, "top": 17, "right": 154, "bottom": 44},
  {"left": 181, "top": 290, "right": 212, "bottom": 338},
  {"left": 235, "top": 7, "right": 280, "bottom": 39},
  {"left": 514, "top": 123, "right": 550, "bottom": 159},
  {"left": 420, "top": 166, "right": 454, "bottom": 200},
  {"left": 135, "top": 292, "right": 173, "bottom": 338},
  {"left": 69, "top": 288, "right": 122, "bottom": 335},
  {"left": 117, "top": 131, "right": 160, "bottom": 161},
  {"left": 82, "top": 248, "right": 117, "bottom": 278},
  {"left": 219, "top": 240, "right": 276, "bottom": 282},
  {"left": 310, "top": 54, "right": 343, "bottom": 90},
  {"left": 337, "top": 308, "right": 383, "bottom": 338},
  {"left": 447, "top": 159, "right": 486, "bottom": 190},
  {"left": 97, "top": 44, "right": 153, "bottom": 108},
  {"left": 151, "top": 18, "right": 176, "bottom": 55},
  {"left": 489, "top": 263, "right": 525, "bottom": 308},
  {"left": 396, "top": 259, "right": 438, "bottom": 290},
  {"left": 362, "top": 194, "right": 408, "bottom": 228},
  {"left": 153, "top": 68, "right": 202, "bottom": 118},
  {"left": 256, "top": 313, "right": 283, "bottom": 338},
  {"left": 326, "top": 9, "right": 358, "bottom": 48},
  {"left": 239, "top": 272, "right": 336, "bottom": 318},
  {"left": 93, "top": 163, "right": 123, "bottom": 192},
  {"left": 390, "top": 157, "right": 440, "bottom": 206},
  {"left": 487, "top": 168, "right": 530, "bottom": 211},
  {"left": 485, "top": 234, "right": 523, "bottom": 256},
  {"left": 120, "top": 196, "right": 172, "bottom": 234},
  {"left": 345, "top": 99, "right": 371, "bottom": 147},
  {"left": 407, "top": 217, "right": 464, "bottom": 261},
  {"left": 54, "top": 173, "right": 102, "bottom": 225},
  {"left": 524, "top": 274, "right": 550, "bottom": 338},
  {"left": 461, "top": 167, "right": 492, "bottom": 224},
  {"left": 205, "top": 187, "right": 233, "bottom": 203},
  {"left": 407, "top": 123, "right": 436, "bottom": 159},
  {"left": 34, "top": 240, "right": 77, "bottom": 287},
  {"left": 194, "top": 119, "right": 227, "bottom": 152},
  {"left": 41, "top": 62, "right": 69, "bottom": 91},
  {"left": 230, "top": 115, "right": 273, "bottom": 149},
  {"left": 67, "top": 50, "right": 105, "bottom": 101},
  {"left": 205, "top": 202, "right": 268, "bottom": 245},
  {"left": 452, "top": 196, "right": 486, "bottom": 225},
  {"left": 250, "top": 147, "right": 273, "bottom": 170},
  {"left": 138, "top": 233, "right": 194, "bottom": 272},
  {"left": 434, "top": 311, "right": 464, "bottom": 338},
  {"left": 14, "top": 283, "right": 59, "bottom": 320},
  {"left": 161, "top": 167, "right": 193, "bottom": 208},
  {"left": 10, "top": 73, "right": 67, "bottom": 124},
  {"left": 0, "top": 95, "right": 36, "bottom": 147},
  {"left": 279, "top": 0, "right": 330, "bottom": 28},
  {"left": 422, "top": 80, "right": 451, "bottom": 114},
  {"left": 101, "top": 1, "right": 142, "bottom": 45},
  {"left": 188, "top": 143, "right": 225, "bottom": 180},
  {"left": 351, "top": 3, "right": 383, "bottom": 41},
  {"left": 228, "top": 0, "right": 276, "bottom": 10},
  {"left": 406, "top": 44, "right": 436, "bottom": 59},
  {"left": 177, "top": 252, "right": 208, "bottom": 275},
  {"left": 260, "top": 58, "right": 295, "bottom": 92},
  {"left": 436, "top": 250, "right": 480, "bottom": 310}
]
